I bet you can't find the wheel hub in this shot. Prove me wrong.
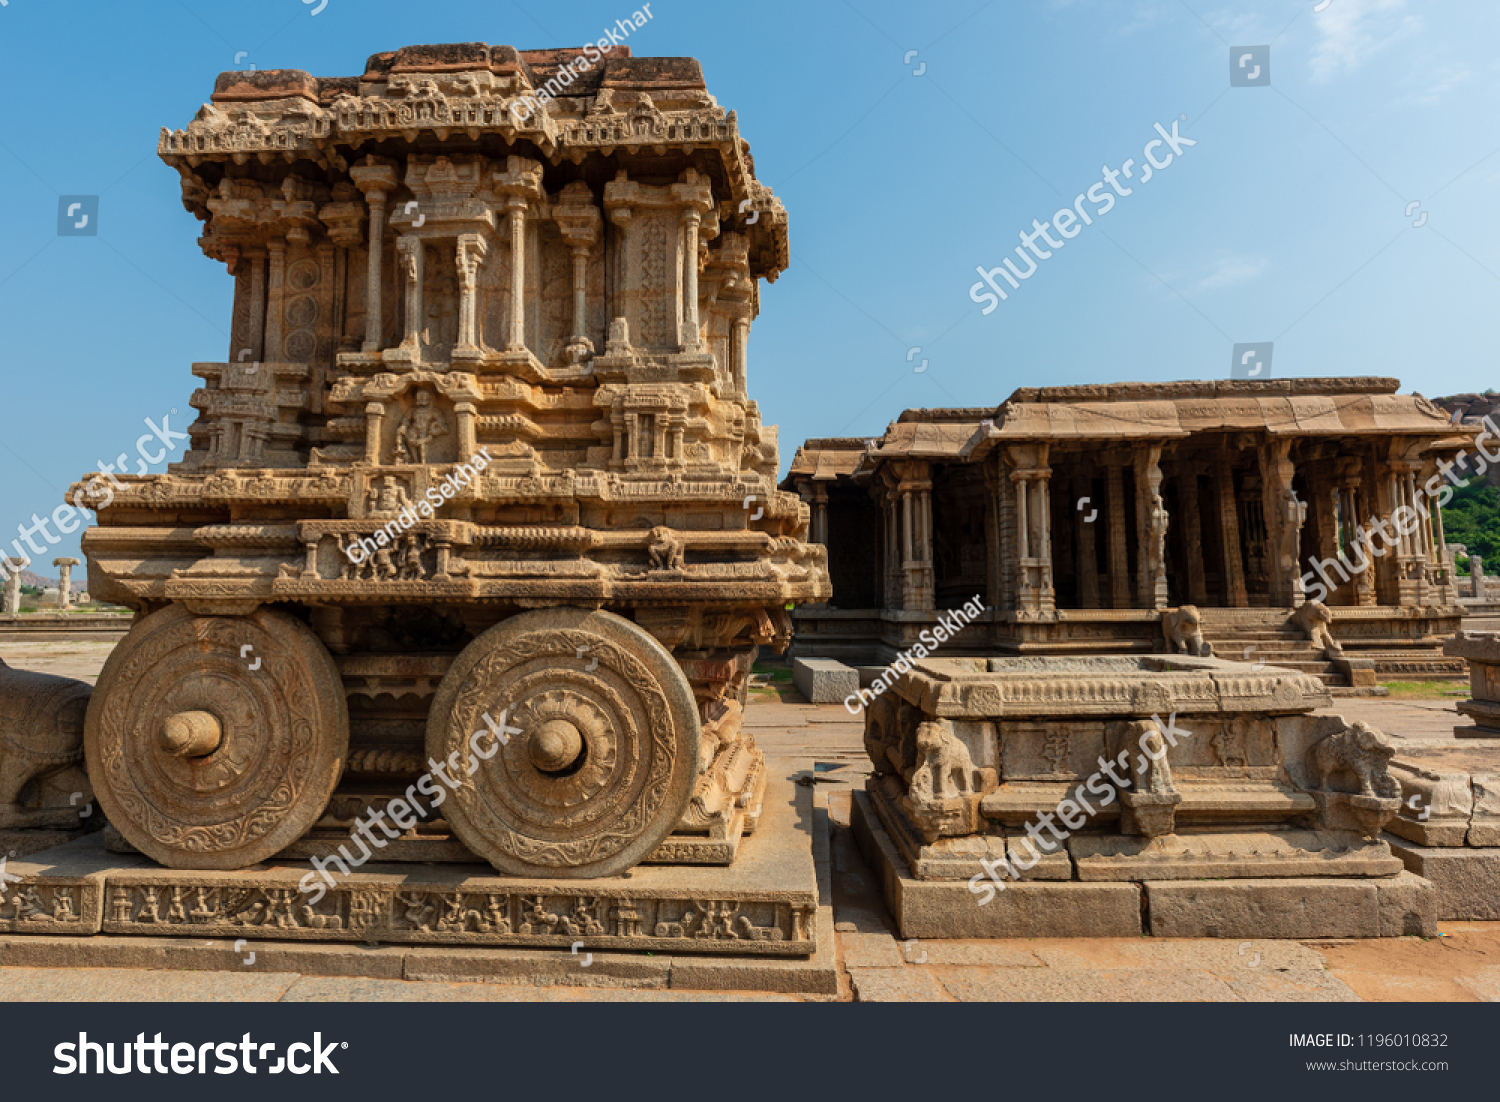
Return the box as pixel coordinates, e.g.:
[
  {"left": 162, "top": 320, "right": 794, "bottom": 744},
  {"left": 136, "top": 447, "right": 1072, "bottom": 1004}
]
[{"left": 529, "top": 718, "right": 583, "bottom": 773}]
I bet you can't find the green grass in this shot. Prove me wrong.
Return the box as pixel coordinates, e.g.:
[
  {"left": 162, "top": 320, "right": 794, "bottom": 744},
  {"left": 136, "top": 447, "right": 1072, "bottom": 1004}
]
[{"left": 1379, "top": 679, "right": 1469, "bottom": 699}]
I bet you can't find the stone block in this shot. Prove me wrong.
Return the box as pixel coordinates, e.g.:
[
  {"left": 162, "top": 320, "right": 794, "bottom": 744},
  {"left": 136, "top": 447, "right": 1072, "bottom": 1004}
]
[
  {"left": 1386, "top": 833, "right": 1500, "bottom": 920},
  {"left": 1145, "top": 875, "right": 1434, "bottom": 939},
  {"left": 1375, "top": 871, "right": 1438, "bottom": 937},
  {"left": 852, "top": 790, "right": 1141, "bottom": 939},
  {"left": 1071, "top": 830, "right": 1402, "bottom": 881},
  {"left": 792, "top": 658, "right": 859, "bottom": 704}
]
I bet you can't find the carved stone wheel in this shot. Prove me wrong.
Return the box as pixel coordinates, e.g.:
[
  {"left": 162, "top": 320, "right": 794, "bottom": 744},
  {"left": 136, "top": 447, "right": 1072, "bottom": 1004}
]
[
  {"left": 84, "top": 605, "right": 348, "bottom": 870},
  {"left": 427, "top": 608, "right": 701, "bottom": 878}
]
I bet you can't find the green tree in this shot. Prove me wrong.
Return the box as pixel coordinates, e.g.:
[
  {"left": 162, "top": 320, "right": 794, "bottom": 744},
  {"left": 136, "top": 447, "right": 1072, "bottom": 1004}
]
[{"left": 1441, "top": 478, "right": 1500, "bottom": 569}]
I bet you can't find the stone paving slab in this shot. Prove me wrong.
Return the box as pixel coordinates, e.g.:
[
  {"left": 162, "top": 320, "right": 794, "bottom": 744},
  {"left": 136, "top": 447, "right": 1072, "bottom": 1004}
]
[
  {"left": 0, "top": 967, "right": 300, "bottom": 1001},
  {"left": 280, "top": 976, "right": 799, "bottom": 1002},
  {"left": 1456, "top": 966, "right": 1500, "bottom": 1001},
  {"left": 1218, "top": 969, "right": 1361, "bottom": 1002},
  {"left": 933, "top": 967, "right": 1240, "bottom": 1003},
  {"left": 847, "top": 967, "right": 950, "bottom": 1002}
]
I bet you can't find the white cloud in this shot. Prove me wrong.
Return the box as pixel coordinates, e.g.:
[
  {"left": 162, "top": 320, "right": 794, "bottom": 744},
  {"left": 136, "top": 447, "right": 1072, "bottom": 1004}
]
[
  {"left": 1399, "top": 60, "right": 1473, "bottom": 105},
  {"left": 1310, "top": 0, "right": 1420, "bottom": 82},
  {"left": 1193, "top": 252, "right": 1269, "bottom": 293}
]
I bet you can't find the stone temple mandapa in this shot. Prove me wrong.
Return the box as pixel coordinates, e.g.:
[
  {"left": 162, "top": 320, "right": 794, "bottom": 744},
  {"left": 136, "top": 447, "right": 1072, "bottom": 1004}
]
[{"left": 785, "top": 379, "right": 1471, "bottom": 687}]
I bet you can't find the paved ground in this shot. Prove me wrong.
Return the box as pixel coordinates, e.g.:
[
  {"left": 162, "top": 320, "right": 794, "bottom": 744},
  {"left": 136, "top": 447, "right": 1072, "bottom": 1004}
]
[{"left": 3, "top": 643, "right": 1498, "bottom": 1001}]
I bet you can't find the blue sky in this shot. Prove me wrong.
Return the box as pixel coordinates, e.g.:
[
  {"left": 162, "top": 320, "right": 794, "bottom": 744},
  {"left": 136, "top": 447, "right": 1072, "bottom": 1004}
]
[{"left": 1, "top": 0, "right": 1497, "bottom": 569}]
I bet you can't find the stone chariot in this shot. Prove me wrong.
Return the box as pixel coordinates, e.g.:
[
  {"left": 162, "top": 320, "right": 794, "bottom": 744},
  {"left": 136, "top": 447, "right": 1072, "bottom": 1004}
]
[{"left": 72, "top": 42, "right": 829, "bottom": 879}]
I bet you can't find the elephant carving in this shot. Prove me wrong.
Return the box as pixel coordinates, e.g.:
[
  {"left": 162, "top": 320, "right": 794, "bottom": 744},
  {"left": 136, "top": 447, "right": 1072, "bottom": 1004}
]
[
  {"left": 1309, "top": 719, "right": 1399, "bottom": 799},
  {"left": 1161, "top": 605, "right": 1212, "bottom": 657},
  {"left": 0, "top": 658, "right": 94, "bottom": 829}
]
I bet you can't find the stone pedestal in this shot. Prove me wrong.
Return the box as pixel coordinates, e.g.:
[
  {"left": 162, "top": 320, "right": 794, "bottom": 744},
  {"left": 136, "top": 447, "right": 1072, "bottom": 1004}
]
[
  {"left": 1445, "top": 631, "right": 1500, "bottom": 737},
  {"left": 856, "top": 652, "right": 1431, "bottom": 938}
]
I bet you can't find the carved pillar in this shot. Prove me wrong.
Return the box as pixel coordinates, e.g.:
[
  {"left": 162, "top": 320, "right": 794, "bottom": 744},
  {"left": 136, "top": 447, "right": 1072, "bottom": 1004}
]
[
  {"left": 1259, "top": 440, "right": 1304, "bottom": 607},
  {"left": 733, "top": 317, "right": 750, "bottom": 397},
  {"left": 363, "top": 195, "right": 387, "bottom": 351},
  {"left": 554, "top": 181, "right": 601, "bottom": 365},
  {"left": 351, "top": 159, "right": 398, "bottom": 353},
  {"left": 455, "top": 235, "right": 488, "bottom": 355},
  {"left": 365, "top": 402, "right": 386, "bottom": 466},
  {"left": 680, "top": 209, "right": 702, "bottom": 351},
  {"left": 1010, "top": 446, "right": 1055, "bottom": 619},
  {"left": 669, "top": 418, "right": 685, "bottom": 468},
  {"left": 396, "top": 237, "right": 424, "bottom": 355},
  {"left": 1075, "top": 474, "right": 1100, "bottom": 608},
  {"left": 264, "top": 239, "right": 286, "bottom": 362},
  {"left": 812, "top": 484, "right": 829, "bottom": 546},
  {"left": 1134, "top": 445, "right": 1169, "bottom": 610},
  {"left": 1107, "top": 464, "right": 1130, "bottom": 609},
  {"left": 1180, "top": 473, "right": 1207, "bottom": 605},
  {"left": 506, "top": 199, "right": 528, "bottom": 352},
  {"left": 247, "top": 248, "right": 267, "bottom": 361},
  {"left": 1216, "top": 454, "right": 1248, "bottom": 607},
  {"left": 454, "top": 401, "right": 477, "bottom": 462}
]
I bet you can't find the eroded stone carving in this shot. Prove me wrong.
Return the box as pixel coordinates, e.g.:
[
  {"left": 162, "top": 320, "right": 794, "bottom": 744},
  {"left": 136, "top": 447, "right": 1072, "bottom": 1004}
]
[
  {"left": 0, "top": 660, "right": 94, "bottom": 830},
  {"left": 1161, "top": 605, "right": 1211, "bottom": 657}
]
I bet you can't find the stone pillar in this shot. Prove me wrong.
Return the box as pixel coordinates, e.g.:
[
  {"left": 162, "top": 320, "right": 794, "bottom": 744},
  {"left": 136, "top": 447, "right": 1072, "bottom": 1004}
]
[
  {"left": 2, "top": 557, "right": 31, "bottom": 615},
  {"left": 264, "top": 239, "right": 286, "bottom": 362},
  {"left": 247, "top": 249, "right": 267, "bottom": 361},
  {"left": 554, "top": 181, "right": 601, "bottom": 365},
  {"left": 351, "top": 159, "right": 398, "bottom": 353},
  {"left": 811, "top": 484, "right": 829, "bottom": 546},
  {"left": 680, "top": 209, "right": 702, "bottom": 351},
  {"left": 396, "top": 237, "right": 424, "bottom": 355},
  {"left": 506, "top": 200, "right": 528, "bottom": 352},
  {"left": 454, "top": 401, "right": 477, "bottom": 462},
  {"left": 1473, "top": 555, "right": 1486, "bottom": 600},
  {"left": 455, "top": 234, "right": 488, "bottom": 356},
  {"left": 52, "top": 557, "right": 80, "bottom": 609},
  {"left": 1074, "top": 475, "right": 1100, "bottom": 608},
  {"left": 1009, "top": 446, "right": 1055, "bottom": 619},
  {"left": 902, "top": 489, "right": 914, "bottom": 565},
  {"left": 1386, "top": 462, "right": 1425, "bottom": 607},
  {"left": 1107, "top": 464, "right": 1130, "bottom": 609},
  {"left": 567, "top": 244, "right": 592, "bottom": 359},
  {"left": 733, "top": 318, "right": 750, "bottom": 397},
  {"left": 1180, "top": 474, "right": 1207, "bottom": 606},
  {"left": 1216, "top": 456, "right": 1248, "bottom": 608},
  {"left": 365, "top": 402, "right": 386, "bottom": 467},
  {"left": 1135, "top": 445, "right": 1169, "bottom": 610},
  {"left": 1340, "top": 481, "right": 1377, "bottom": 607},
  {"left": 1259, "top": 440, "right": 1304, "bottom": 607}
]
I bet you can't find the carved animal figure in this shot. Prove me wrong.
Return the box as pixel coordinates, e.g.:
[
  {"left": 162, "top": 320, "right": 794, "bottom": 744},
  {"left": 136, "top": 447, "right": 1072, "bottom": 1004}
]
[
  {"left": 1292, "top": 599, "right": 1343, "bottom": 656},
  {"left": 1161, "top": 605, "right": 1212, "bottom": 657},
  {"left": 647, "top": 526, "right": 685, "bottom": 571},
  {"left": 1310, "top": 720, "right": 1399, "bottom": 798},
  {"left": 0, "top": 659, "right": 93, "bottom": 830},
  {"left": 908, "top": 721, "right": 979, "bottom": 804}
]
